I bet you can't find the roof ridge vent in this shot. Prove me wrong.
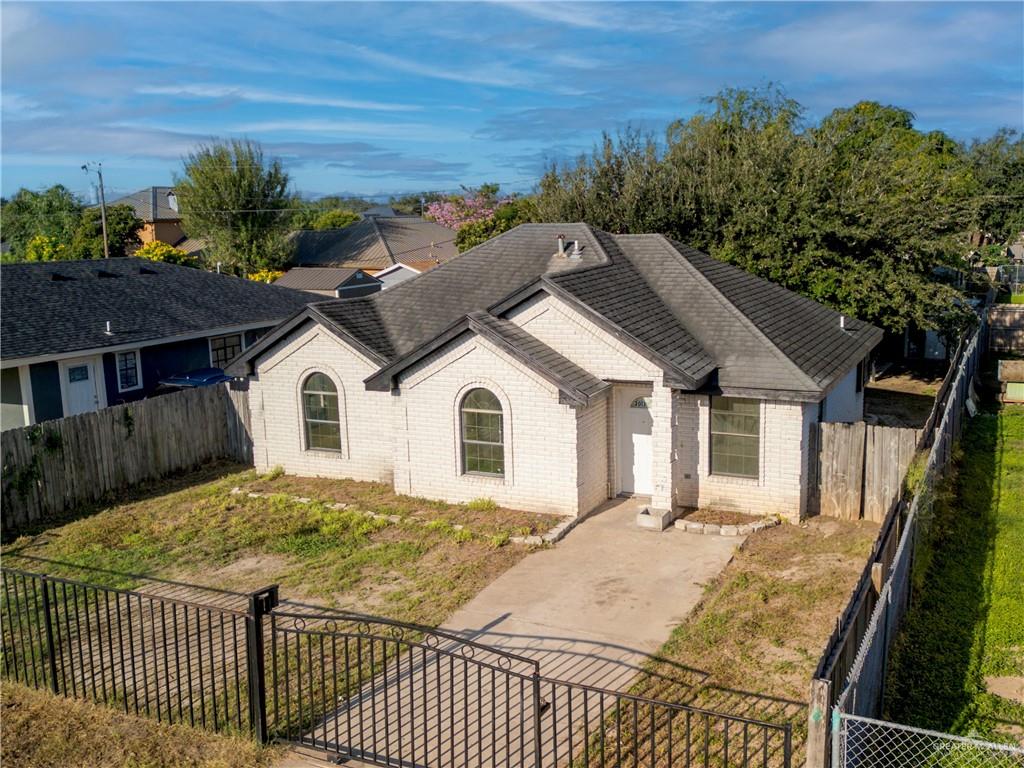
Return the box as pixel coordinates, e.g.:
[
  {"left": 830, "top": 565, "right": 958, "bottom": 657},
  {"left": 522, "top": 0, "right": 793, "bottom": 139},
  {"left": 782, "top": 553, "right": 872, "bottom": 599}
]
[
  {"left": 94, "top": 269, "right": 118, "bottom": 278},
  {"left": 50, "top": 272, "right": 74, "bottom": 282},
  {"left": 139, "top": 266, "right": 158, "bottom": 275}
]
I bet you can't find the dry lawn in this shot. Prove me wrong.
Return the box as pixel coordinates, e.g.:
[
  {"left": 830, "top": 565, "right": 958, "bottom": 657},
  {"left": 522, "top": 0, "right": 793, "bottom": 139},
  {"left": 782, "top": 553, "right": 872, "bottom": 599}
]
[
  {"left": 0, "top": 681, "right": 282, "bottom": 768},
  {"left": 3, "top": 463, "right": 560, "bottom": 627},
  {"left": 628, "top": 517, "right": 879, "bottom": 755}
]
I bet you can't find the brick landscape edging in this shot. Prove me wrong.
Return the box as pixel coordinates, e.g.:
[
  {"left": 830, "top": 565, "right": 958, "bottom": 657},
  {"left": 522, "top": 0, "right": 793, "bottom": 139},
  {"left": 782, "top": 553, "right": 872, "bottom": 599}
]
[{"left": 673, "top": 516, "right": 781, "bottom": 537}]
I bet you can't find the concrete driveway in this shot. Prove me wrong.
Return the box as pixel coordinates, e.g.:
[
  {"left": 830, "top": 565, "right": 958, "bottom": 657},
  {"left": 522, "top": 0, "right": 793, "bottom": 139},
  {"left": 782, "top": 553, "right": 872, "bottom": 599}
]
[
  {"left": 297, "top": 499, "right": 743, "bottom": 767},
  {"left": 443, "top": 497, "right": 741, "bottom": 691}
]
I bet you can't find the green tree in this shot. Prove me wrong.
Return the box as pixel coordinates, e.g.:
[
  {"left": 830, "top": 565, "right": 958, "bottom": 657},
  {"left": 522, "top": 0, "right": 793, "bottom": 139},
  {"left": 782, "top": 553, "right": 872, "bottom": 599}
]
[
  {"left": 966, "top": 128, "right": 1024, "bottom": 240},
  {"left": 455, "top": 196, "right": 538, "bottom": 251},
  {"left": 68, "top": 204, "right": 143, "bottom": 259},
  {"left": 311, "top": 209, "right": 360, "bottom": 230},
  {"left": 537, "top": 87, "right": 982, "bottom": 337},
  {"left": 174, "top": 139, "right": 292, "bottom": 274},
  {"left": 0, "top": 185, "right": 83, "bottom": 260}
]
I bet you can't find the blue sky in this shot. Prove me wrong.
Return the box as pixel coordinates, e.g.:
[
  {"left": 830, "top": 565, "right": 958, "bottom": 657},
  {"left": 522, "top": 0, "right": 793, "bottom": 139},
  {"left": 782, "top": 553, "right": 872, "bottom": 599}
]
[{"left": 2, "top": 1, "right": 1022, "bottom": 201}]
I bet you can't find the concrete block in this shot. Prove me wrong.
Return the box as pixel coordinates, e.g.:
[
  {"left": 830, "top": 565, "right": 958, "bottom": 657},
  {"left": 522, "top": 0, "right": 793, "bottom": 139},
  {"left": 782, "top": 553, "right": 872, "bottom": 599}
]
[
  {"left": 636, "top": 507, "right": 675, "bottom": 531},
  {"left": 720, "top": 524, "right": 739, "bottom": 536}
]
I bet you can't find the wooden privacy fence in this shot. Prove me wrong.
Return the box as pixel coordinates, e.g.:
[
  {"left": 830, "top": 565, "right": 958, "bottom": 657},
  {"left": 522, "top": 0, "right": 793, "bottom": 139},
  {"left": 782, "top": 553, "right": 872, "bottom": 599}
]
[
  {"left": 816, "top": 423, "right": 921, "bottom": 522},
  {"left": 1, "top": 384, "right": 252, "bottom": 534}
]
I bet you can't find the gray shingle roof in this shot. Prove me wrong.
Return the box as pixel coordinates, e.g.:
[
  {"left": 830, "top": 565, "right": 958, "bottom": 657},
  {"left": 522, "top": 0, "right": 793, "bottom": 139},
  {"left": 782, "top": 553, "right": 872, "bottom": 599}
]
[
  {"left": 274, "top": 267, "right": 379, "bottom": 292},
  {"left": 107, "top": 187, "right": 180, "bottom": 222},
  {"left": 468, "top": 312, "right": 608, "bottom": 405},
  {"left": 1, "top": 258, "right": 319, "bottom": 360},
  {"left": 290, "top": 218, "right": 457, "bottom": 271},
  {"left": 243, "top": 224, "right": 882, "bottom": 400}
]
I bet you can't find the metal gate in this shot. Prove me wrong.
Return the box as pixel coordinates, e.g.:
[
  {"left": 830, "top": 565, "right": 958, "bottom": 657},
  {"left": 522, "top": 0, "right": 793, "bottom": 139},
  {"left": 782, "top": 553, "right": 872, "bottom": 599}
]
[
  {"left": 267, "top": 606, "right": 793, "bottom": 768},
  {"left": 267, "top": 607, "right": 543, "bottom": 767}
]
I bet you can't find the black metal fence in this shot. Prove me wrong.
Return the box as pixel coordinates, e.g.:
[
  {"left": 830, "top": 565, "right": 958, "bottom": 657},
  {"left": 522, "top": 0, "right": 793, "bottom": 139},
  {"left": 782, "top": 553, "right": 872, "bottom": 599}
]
[
  {"left": 2, "top": 565, "right": 792, "bottom": 767},
  {"left": 0, "top": 566, "right": 275, "bottom": 737}
]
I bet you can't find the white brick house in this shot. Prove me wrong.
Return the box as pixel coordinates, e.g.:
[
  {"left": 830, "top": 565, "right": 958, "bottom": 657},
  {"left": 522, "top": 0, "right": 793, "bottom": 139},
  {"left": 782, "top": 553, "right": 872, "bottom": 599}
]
[{"left": 232, "top": 224, "right": 881, "bottom": 523}]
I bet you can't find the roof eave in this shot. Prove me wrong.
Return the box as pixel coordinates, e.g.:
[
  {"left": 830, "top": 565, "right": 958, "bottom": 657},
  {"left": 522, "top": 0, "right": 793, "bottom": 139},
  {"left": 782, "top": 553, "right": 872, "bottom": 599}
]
[{"left": 227, "top": 303, "right": 389, "bottom": 377}]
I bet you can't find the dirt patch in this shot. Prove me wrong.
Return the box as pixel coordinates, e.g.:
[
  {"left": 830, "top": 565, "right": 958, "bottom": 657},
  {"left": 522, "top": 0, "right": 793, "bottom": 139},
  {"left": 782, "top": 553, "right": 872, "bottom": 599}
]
[
  {"left": 679, "top": 508, "right": 763, "bottom": 526},
  {"left": 987, "top": 676, "right": 1024, "bottom": 706},
  {"left": 864, "top": 364, "right": 945, "bottom": 428}
]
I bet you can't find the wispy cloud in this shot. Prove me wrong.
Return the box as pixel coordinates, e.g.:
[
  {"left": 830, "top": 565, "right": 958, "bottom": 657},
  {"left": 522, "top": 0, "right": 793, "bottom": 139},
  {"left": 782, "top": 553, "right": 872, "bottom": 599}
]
[
  {"left": 2, "top": 1, "right": 1021, "bottom": 197},
  {"left": 228, "top": 119, "right": 469, "bottom": 142},
  {"left": 750, "top": 5, "right": 1008, "bottom": 77},
  {"left": 337, "top": 42, "right": 537, "bottom": 89},
  {"left": 500, "top": 1, "right": 617, "bottom": 31},
  {"left": 136, "top": 84, "right": 420, "bottom": 112}
]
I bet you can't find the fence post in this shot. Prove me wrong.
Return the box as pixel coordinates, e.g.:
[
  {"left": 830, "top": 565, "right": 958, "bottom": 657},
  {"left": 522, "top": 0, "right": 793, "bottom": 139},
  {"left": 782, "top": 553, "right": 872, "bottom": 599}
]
[
  {"left": 39, "top": 576, "right": 60, "bottom": 696},
  {"left": 246, "top": 584, "right": 279, "bottom": 744},
  {"left": 830, "top": 708, "right": 842, "bottom": 768},
  {"left": 531, "top": 669, "right": 543, "bottom": 768},
  {"left": 806, "top": 677, "right": 832, "bottom": 768}
]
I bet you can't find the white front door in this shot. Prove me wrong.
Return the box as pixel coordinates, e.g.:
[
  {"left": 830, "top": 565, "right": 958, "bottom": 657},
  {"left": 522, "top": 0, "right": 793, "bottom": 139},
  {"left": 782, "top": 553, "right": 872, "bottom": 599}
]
[
  {"left": 617, "top": 387, "right": 653, "bottom": 495},
  {"left": 63, "top": 358, "right": 101, "bottom": 416}
]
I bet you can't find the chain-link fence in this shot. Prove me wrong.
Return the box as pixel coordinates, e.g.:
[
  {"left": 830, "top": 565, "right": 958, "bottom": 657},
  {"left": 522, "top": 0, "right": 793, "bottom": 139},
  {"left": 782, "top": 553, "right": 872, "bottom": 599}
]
[
  {"left": 996, "top": 264, "right": 1024, "bottom": 293},
  {"left": 833, "top": 324, "right": 984, "bottom": 719},
  {"left": 834, "top": 712, "right": 1024, "bottom": 768}
]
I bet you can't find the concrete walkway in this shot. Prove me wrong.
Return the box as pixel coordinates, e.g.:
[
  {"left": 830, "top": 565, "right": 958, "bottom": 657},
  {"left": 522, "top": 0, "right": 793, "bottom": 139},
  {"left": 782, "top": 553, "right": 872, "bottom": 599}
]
[{"left": 443, "top": 497, "right": 740, "bottom": 691}]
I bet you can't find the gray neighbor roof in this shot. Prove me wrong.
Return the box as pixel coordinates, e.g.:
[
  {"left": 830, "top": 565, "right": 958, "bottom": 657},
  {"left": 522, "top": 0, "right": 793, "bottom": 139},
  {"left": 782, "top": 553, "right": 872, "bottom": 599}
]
[
  {"left": 1, "top": 258, "right": 319, "bottom": 361},
  {"left": 236, "top": 224, "right": 882, "bottom": 402},
  {"left": 107, "top": 186, "right": 180, "bottom": 222},
  {"left": 274, "top": 267, "right": 379, "bottom": 292},
  {"left": 290, "top": 217, "right": 458, "bottom": 271}
]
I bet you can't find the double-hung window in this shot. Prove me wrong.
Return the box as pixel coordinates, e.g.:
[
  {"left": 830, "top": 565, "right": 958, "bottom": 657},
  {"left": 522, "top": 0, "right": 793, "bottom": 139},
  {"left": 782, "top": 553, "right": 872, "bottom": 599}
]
[
  {"left": 302, "top": 373, "right": 341, "bottom": 451},
  {"left": 460, "top": 388, "right": 504, "bottom": 476},
  {"left": 210, "top": 334, "right": 243, "bottom": 369},
  {"left": 116, "top": 351, "right": 142, "bottom": 392},
  {"left": 710, "top": 397, "right": 760, "bottom": 479}
]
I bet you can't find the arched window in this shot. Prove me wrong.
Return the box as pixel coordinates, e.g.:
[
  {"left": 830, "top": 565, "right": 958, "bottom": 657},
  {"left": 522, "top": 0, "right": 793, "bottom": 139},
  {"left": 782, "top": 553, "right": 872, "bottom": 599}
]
[
  {"left": 460, "top": 388, "right": 504, "bottom": 476},
  {"left": 302, "top": 372, "right": 341, "bottom": 451}
]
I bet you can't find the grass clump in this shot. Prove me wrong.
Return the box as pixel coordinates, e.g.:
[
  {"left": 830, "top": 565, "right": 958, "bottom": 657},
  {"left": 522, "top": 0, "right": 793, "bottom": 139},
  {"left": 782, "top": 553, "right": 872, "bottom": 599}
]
[
  {"left": 885, "top": 405, "right": 1024, "bottom": 739},
  {"left": 466, "top": 497, "right": 498, "bottom": 512},
  {"left": 0, "top": 681, "right": 280, "bottom": 768}
]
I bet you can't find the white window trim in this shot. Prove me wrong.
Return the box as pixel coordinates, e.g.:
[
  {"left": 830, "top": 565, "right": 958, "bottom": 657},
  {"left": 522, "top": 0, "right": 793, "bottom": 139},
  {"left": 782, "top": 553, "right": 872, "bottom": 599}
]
[
  {"left": 296, "top": 367, "right": 348, "bottom": 457},
  {"left": 453, "top": 380, "right": 512, "bottom": 485},
  {"left": 208, "top": 332, "right": 247, "bottom": 370},
  {"left": 17, "top": 365, "right": 35, "bottom": 426},
  {"left": 115, "top": 349, "right": 144, "bottom": 393},
  {"left": 707, "top": 395, "right": 763, "bottom": 482}
]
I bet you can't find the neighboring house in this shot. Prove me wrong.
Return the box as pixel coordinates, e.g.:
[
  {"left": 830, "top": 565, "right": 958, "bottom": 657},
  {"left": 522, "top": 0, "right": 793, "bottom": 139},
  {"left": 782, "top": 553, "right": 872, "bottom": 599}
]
[
  {"left": 273, "top": 267, "right": 382, "bottom": 298},
  {"left": 0, "top": 258, "right": 318, "bottom": 429},
  {"left": 231, "top": 224, "right": 881, "bottom": 523},
  {"left": 362, "top": 205, "right": 399, "bottom": 218},
  {"left": 106, "top": 186, "right": 207, "bottom": 258},
  {"left": 374, "top": 263, "right": 421, "bottom": 290},
  {"left": 288, "top": 216, "right": 457, "bottom": 274}
]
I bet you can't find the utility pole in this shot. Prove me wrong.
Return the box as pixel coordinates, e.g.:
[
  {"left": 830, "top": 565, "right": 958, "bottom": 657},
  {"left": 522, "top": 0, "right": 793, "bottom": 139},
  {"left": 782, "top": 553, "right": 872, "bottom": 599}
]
[{"left": 82, "top": 162, "right": 110, "bottom": 258}]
